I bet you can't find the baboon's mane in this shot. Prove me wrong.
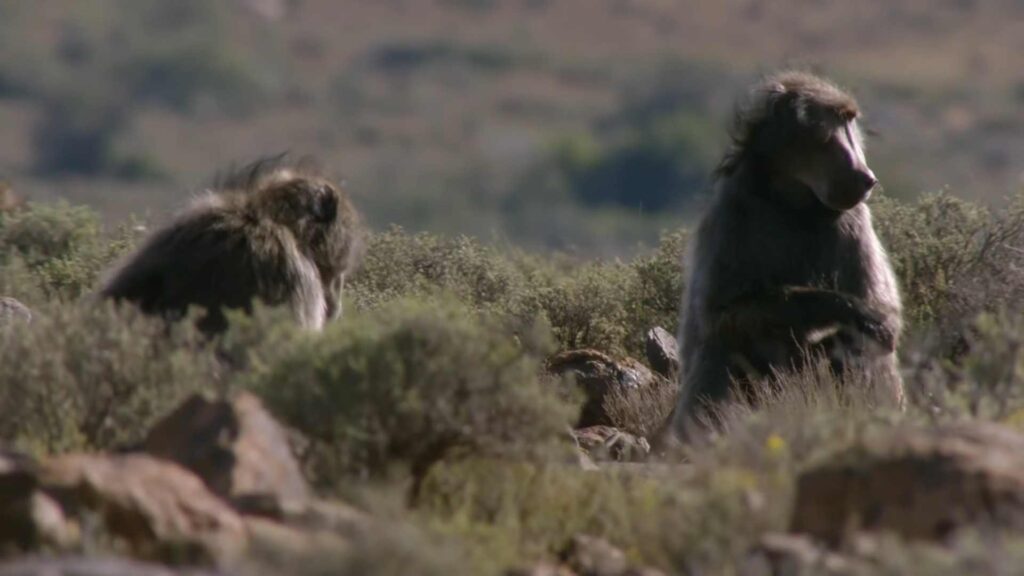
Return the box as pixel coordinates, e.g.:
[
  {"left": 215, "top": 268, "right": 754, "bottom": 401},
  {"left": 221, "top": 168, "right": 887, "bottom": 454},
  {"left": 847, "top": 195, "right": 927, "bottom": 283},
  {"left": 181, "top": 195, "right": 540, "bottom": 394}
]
[
  {"left": 213, "top": 153, "right": 324, "bottom": 193},
  {"left": 716, "top": 71, "right": 860, "bottom": 177}
]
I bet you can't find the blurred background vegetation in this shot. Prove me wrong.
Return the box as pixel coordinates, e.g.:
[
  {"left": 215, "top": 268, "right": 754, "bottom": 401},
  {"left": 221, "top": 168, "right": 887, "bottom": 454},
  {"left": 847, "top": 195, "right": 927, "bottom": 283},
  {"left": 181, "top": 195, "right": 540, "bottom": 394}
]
[{"left": 1, "top": 0, "right": 1021, "bottom": 255}]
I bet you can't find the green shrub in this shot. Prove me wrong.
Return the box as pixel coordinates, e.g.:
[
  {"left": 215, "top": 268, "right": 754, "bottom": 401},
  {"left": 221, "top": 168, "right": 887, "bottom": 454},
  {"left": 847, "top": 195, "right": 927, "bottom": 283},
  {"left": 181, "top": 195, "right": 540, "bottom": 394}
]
[
  {"left": 0, "top": 202, "right": 136, "bottom": 301},
  {"left": 625, "top": 229, "right": 687, "bottom": 340},
  {"left": 245, "top": 299, "right": 574, "bottom": 492},
  {"left": 533, "top": 262, "right": 634, "bottom": 352},
  {"left": 874, "top": 192, "right": 1024, "bottom": 326},
  {"left": 0, "top": 202, "right": 102, "bottom": 265},
  {"left": 349, "top": 227, "right": 542, "bottom": 316},
  {"left": 902, "top": 309, "right": 1024, "bottom": 422},
  {"left": 0, "top": 301, "right": 219, "bottom": 453},
  {"left": 350, "top": 227, "right": 686, "bottom": 357}
]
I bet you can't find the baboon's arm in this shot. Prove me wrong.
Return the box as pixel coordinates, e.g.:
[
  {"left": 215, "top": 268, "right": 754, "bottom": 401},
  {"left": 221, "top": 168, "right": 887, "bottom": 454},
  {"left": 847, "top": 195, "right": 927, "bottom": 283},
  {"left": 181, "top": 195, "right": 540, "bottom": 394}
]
[
  {"left": 713, "top": 286, "right": 896, "bottom": 352},
  {"left": 323, "top": 272, "right": 345, "bottom": 321}
]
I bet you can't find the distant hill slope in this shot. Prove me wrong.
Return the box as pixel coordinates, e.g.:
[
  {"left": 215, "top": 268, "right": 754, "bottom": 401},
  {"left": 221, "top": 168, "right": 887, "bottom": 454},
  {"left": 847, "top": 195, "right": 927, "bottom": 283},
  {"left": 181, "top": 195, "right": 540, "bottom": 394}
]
[{"left": 0, "top": 0, "right": 1021, "bottom": 253}]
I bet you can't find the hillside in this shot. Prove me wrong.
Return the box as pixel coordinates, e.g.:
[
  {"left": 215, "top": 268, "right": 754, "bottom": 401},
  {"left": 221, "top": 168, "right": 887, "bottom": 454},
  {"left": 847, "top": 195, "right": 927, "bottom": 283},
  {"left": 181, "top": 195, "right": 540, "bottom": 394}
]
[{"left": 0, "top": 0, "right": 1021, "bottom": 253}]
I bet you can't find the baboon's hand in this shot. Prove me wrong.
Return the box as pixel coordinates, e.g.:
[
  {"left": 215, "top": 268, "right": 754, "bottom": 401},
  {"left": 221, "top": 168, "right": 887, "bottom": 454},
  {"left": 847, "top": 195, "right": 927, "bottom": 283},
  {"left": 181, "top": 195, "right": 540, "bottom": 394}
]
[
  {"left": 779, "top": 286, "right": 896, "bottom": 352},
  {"left": 324, "top": 272, "right": 345, "bottom": 321},
  {"left": 849, "top": 306, "right": 896, "bottom": 353}
]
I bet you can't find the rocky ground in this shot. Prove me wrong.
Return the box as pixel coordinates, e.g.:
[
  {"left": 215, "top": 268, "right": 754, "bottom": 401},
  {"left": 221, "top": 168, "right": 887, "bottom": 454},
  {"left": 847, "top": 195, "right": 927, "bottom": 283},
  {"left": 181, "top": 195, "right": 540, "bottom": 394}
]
[
  {"left": 5, "top": 311, "right": 1024, "bottom": 575},
  {"left": 5, "top": 191, "right": 1024, "bottom": 574}
]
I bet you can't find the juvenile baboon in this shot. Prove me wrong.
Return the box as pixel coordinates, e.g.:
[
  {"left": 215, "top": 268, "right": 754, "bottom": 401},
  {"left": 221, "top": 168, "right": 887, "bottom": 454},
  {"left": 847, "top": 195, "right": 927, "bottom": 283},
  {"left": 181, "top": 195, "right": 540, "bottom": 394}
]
[
  {"left": 670, "top": 71, "right": 903, "bottom": 439},
  {"left": 100, "top": 156, "right": 364, "bottom": 333}
]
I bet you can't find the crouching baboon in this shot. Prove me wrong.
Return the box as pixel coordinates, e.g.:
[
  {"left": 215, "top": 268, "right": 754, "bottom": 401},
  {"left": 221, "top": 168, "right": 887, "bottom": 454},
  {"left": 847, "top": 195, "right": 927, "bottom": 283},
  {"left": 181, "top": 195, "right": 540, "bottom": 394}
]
[
  {"left": 100, "top": 156, "right": 364, "bottom": 333},
  {"left": 670, "top": 71, "right": 903, "bottom": 439}
]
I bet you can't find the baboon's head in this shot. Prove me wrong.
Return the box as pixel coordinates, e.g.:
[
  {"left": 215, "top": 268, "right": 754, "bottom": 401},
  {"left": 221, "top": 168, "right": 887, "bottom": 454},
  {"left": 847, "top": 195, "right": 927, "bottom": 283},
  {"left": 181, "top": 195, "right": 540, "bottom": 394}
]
[
  {"left": 223, "top": 156, "right": 364, "bottom": 281},
  {"left": 721, "top": 71, "right": 878, "bottom": 212}
]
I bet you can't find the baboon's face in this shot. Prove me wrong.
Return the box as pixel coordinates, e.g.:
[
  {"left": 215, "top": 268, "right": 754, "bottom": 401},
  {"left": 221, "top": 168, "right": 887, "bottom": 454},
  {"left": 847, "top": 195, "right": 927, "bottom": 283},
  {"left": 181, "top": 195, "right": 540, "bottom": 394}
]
[{"left": 784, "top": 116, "right": 877, "bottom": 212}]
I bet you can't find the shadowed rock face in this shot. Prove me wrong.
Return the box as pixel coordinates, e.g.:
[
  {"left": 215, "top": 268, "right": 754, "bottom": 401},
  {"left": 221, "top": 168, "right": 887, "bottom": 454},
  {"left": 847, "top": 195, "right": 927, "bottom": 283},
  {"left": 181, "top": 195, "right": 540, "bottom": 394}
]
[
  {"left": 143, "top": 392, "right": 310, "bottom": 518},
  {"left": 0, "top": 452, "right": 247, "bottom": 565},
  {"left": 791, "top": 422, "right": 1024, "bottom": 546},
  {"left": 547, "top": 349, "right": 677, "bottom": 435},
  {"left": 0, "top": 395, "right": 380, "bottom": 573},
  {"left": 644, "top": 327, "right": 680, "bottom": 379}
]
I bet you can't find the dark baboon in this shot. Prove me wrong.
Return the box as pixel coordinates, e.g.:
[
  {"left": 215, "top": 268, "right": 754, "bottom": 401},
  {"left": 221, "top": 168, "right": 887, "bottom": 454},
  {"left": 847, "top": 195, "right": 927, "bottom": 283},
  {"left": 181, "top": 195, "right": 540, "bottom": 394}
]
[
  {"left": 100, "top": 156, "right": 364, "bottom": 333},
  {"left": 671, "top": 71, "right": 903, "bottom": 438}
]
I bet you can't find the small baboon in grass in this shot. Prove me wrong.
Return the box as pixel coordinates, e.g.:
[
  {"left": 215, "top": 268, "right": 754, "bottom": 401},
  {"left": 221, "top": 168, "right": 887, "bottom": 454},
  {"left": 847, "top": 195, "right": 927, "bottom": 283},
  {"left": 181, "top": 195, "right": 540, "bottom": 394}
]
[
  {"left": 669, "top": 71, "right": 903, "bottom": 440},
  {"left": 100, "top": 156, "right": 364, "bottom": 333}
]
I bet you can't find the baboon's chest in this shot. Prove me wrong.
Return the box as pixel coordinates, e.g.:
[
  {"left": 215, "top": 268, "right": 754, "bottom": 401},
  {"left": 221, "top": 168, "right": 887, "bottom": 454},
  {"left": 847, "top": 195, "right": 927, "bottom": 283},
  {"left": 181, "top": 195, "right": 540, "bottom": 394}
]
[{"left": 749, "top": 219, "right": 866, "bottom": 295}]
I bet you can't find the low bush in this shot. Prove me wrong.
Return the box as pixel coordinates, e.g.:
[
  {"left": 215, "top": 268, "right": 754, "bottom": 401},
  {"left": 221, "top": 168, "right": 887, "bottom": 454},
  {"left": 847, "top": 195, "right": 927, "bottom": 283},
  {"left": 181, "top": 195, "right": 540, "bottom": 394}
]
[
  {"left": 874, "top": 192, "right": 1024, "bottom": 326},
  {"left": 0, "top": 301, "right": 219, "bottom": 453},
  {"left": 349, "top": 226, "right": 686, "bottom": 357},
  {"left": 0, "top": 202, "right": 137, "bottom": 301},
  {"left": 417, "top": 370, "right": 882, "bottom": 574},
  {"left": 244, "top": 299, "right": 575, "bottom": 493}
]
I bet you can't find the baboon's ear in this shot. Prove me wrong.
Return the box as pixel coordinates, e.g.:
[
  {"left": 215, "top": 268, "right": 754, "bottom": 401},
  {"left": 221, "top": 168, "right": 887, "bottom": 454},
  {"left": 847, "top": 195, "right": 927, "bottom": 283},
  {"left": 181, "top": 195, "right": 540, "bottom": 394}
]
[
  {"left": 756, "top": 90, "right": 801, "bottom": 151},
  {"left": 769, "top": 89, "right": 801, "bottom": 121},
  {"left": 312, "top": 187, "right": 338, "bottom": 223}
]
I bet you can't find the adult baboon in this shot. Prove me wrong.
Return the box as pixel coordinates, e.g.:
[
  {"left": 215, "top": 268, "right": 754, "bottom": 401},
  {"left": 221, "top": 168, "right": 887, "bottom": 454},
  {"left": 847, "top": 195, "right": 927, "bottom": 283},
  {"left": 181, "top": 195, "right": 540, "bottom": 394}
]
[
  {"left": 671, "top": 71, "right": 903, "bottom": 438},
  {"left": 100, "top": 156, "right": 364, "bottom": 333}
]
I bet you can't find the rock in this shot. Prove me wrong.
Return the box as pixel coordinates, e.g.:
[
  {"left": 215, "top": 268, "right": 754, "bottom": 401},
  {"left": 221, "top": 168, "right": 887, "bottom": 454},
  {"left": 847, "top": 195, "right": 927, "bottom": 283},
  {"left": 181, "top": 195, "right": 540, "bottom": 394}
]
[
  {"left": 741, "top": 533, "right": 862, "bottom": 576},
  {"left": 143, "top": 392, "right": 310, "bottom": 517},
  {"left": 644, "top": 327, "right": 679, "bottom": 379},
  {"left": 560, "top": 534, "right": 628, "bottom": 576},
  {"left": 36, "top": 453, "right": 247, "bottom": 565},
  {"left": 791, "top": 422, "right": 1024, "bottom": 546},
  {"left": 0, "top": 451, "right": 78, "bottom": 552},
  {"left": 0, "top": 298, "right": 31, "bottom": 326},
  {"left": 572, "top": 426, "right": 650, "bottom": 463},
  {"left": 0, "top": 556, "right": 221, "bottom": 576},
  {"left": 547, "top": 350, "right": 677, "bottom": 435}
]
